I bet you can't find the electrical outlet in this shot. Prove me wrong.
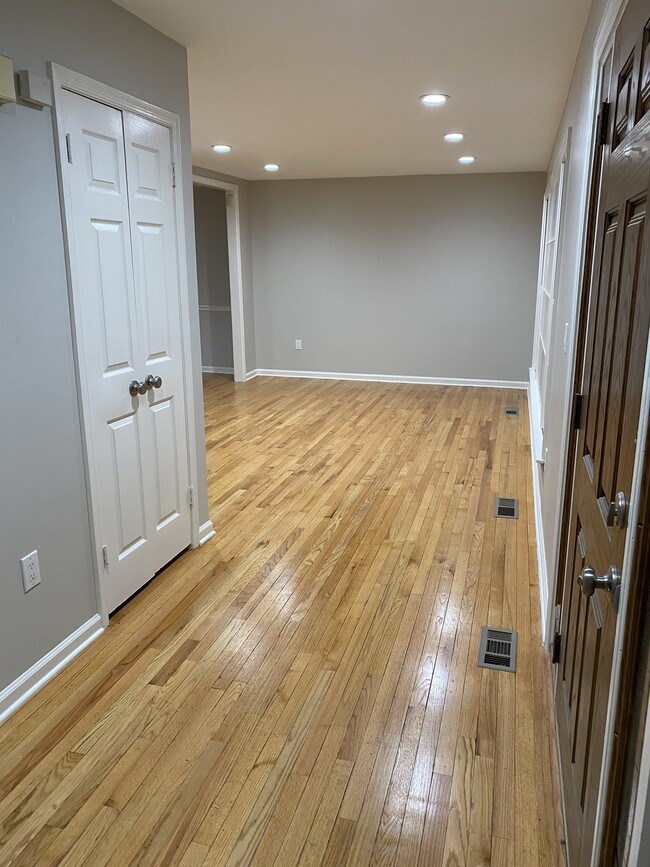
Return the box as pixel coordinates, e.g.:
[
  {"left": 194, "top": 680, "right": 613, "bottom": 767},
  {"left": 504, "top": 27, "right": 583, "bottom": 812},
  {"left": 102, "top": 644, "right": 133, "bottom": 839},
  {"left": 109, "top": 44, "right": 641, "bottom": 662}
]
[
  {"left": 295, "top": 339, "right": 302, "bottom": 350},
  {"left": 20, "top": 550, "right": 41, "bottom": 592}
]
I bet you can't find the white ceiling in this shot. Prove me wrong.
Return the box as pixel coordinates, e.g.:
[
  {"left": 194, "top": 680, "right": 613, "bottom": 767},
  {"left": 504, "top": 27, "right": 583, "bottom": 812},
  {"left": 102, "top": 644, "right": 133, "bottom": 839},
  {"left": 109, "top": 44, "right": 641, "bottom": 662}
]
[{"left": 114, "top": 0, "right": 592, "bottom": 181}]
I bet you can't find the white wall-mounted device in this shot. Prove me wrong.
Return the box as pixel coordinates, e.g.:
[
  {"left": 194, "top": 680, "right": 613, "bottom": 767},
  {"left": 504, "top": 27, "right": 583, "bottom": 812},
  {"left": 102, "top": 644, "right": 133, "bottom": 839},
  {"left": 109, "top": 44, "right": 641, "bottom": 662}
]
[{"left": 17, "top": 70, "right": 52, "bottom": 107}]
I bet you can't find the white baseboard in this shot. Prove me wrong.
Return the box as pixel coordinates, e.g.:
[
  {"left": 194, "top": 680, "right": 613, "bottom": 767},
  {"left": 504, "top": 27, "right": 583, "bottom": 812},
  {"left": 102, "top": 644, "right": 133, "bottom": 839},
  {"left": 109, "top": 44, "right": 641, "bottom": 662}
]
[
  {"left": 198, "top": 520, "right": 216, "bottom": 546},
  {"left": 527, "top": 382, "right": 550, "bottom": 646},
  {"left": 0, "top": 614, "right": 104, "bottom": 725},
  {"left": 244, "top": 369, "right": 259, "bottom": 381},
  {"left": 202, "top": 366, "right": 234, "bottom": 375},
  {"left": 247, "top": 368, "right": 527, "bottom": 389}
]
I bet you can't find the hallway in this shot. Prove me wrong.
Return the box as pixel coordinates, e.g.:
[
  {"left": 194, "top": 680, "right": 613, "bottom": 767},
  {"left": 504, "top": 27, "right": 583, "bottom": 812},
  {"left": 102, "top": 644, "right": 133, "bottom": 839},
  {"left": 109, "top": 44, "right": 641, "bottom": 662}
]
[{"left": 0, "top": 376, "right": 563, "bottom": 866}]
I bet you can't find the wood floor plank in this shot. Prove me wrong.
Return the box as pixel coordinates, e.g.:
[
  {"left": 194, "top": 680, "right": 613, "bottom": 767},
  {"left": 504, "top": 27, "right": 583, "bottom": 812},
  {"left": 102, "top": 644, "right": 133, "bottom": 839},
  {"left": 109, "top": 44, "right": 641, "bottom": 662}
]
[
  {"left": 416, "top": 772, "right": 452, "bottom": 867},
  {"left": 441, "top": 735, "right": 475, "bottom": 867},
  {"left": 0, "top": 377, "right": 563, "bottom": 867},
  {"left": 467, "top": 754, "right": 494, "bottom": 867}
]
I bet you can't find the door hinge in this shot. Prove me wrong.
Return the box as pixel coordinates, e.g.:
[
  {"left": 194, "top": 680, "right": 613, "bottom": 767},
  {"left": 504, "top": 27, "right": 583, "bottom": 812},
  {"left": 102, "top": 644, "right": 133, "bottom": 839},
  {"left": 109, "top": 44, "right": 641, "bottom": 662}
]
[
  {"left": 552, "top": 632, "right": 561, "bottom": 664},
  {"left": 102, "top": 545, "right": 109, "bottom": 568},
  {"left": 65, "top": 133, "right": 73, "bottom": 164},
  {"left": 171, "top": 162, "right": 176, "bottom": 188},
  {"left": 596, "top": 101, "right": 610, "bottom": 148},
  {"left": 552, "top": 602, "right": 562, "bottom": 663},
  {"left": 188, "top": 486, "right": 194, "bottom": 508},
  {"left": 573, "top": 393, "right": 583, "bottom": 430}
]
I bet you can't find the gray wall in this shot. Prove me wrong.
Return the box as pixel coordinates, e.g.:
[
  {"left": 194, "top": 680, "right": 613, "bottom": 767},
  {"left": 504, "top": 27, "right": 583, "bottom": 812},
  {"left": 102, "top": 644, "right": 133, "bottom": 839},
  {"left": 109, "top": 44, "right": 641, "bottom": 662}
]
[
  {"left": 0, "top": 0, "right": 207, "bottom": 692},
  {"left": 250, "top": 173, "right": 545, "bottom": 382},
  {"left": 192, "top": 168, "right": 257, "bottom": 374},
  {"left": 194, "top": 185, "right": 234, "bottom": 370}
]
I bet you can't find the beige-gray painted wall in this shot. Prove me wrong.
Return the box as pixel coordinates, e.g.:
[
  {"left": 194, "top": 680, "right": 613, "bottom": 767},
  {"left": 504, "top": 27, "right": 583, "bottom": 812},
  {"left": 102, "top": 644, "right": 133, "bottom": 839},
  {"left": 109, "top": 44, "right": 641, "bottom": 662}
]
[{"left": 249, "top": 172, "right": 545, "bottom": 382}]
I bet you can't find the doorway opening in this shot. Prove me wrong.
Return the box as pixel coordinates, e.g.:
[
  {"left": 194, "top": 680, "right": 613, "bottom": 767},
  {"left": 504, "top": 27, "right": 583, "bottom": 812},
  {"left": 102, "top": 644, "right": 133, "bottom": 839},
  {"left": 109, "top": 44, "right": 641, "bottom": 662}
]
[{"left": 192, "top": 175, "right": 246, "bottom": 382}]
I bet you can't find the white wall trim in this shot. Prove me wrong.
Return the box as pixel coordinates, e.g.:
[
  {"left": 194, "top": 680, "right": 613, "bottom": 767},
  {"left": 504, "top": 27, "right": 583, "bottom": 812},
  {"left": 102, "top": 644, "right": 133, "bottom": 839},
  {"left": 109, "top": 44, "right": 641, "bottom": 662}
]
[
  {"left": 528, "top": 376, "right": 550, "bottom": 646},
  {"left": 250, "top": 369, "right": 527, "bottom": 389},
  {"left": 0, "top": 615, "right": 104, "bottom": 726},
  {"left": 192, "top": 174, "right": 246, "bottom": 383},
  {"left": 244, "top": 369, "right": 259, "bottom": 381},
  {"left": 594, "top": 0, "right": 629, "bottom": 62},
  {"left": 198, "top": 520, "right": 216, "bottom": 547},
  {"left": 49, "top": 63, "right": 202, "bottom": 616},
  {"left": 528, "top": 368, "right": 546, "bottom": 466},
  {"left": 202, "top": 366, "right": 234, "bottom": 375}
]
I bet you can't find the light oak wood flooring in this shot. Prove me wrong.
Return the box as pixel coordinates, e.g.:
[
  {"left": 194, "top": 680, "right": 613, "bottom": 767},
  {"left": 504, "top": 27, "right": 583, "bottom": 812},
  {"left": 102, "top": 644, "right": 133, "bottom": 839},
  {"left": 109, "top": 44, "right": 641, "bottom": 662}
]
[{"left": 0, "top": 375, "right": 564, "bottom": 866}]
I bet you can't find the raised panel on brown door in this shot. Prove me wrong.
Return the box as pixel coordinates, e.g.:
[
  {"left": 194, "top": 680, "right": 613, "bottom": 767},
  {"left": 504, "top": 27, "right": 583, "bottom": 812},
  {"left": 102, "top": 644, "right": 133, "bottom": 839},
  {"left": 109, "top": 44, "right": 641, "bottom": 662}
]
[
  {"left": 600, "top": 197, "right": 647, "bottom": 505},
  {"left": 583, "top": 209, "right": 620, "bottom": 475}
]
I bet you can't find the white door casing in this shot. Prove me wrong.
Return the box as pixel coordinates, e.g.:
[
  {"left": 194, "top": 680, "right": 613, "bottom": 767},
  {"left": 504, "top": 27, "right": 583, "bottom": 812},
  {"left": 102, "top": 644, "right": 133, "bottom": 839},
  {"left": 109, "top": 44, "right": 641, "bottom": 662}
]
[
  {"left": 59, "top": 88, "right": 193, "bottom": 614},
  {"left": 191, "top": 173, "right": 247, "bottom": 382}
]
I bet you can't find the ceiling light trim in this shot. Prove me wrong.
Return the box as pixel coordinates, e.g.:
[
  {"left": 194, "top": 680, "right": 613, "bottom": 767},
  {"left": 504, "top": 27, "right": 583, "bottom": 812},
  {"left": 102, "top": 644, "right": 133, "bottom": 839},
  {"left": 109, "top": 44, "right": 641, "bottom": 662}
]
[{"left": 419, "top": 93, "right": 450, "bottom": 106}]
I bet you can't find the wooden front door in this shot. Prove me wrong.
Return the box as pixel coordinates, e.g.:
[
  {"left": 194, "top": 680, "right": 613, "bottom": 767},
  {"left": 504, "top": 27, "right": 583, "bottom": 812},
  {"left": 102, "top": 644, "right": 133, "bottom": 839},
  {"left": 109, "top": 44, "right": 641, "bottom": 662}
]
[{"left": 555, "top": 1, "right": 650, "bottom": 864}]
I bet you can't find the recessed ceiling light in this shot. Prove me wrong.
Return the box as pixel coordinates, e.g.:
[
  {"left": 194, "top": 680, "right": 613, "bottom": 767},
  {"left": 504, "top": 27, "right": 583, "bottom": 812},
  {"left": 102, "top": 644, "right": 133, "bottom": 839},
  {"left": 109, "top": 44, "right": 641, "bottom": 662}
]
[
  {"left": 419, "top": 93, "right": 449, "bottom": 106},
  {"left": 444, "top": 132, "right": 464, "bottom": 142},
  {"left": 264, "top": 163, "right": 280, "bottom": 172},
  {"left": 212, "top": 144, "right": 231, "bottom": 153},
  {"left": 458, "top": 156, "right": 476, "bottom": 164}
]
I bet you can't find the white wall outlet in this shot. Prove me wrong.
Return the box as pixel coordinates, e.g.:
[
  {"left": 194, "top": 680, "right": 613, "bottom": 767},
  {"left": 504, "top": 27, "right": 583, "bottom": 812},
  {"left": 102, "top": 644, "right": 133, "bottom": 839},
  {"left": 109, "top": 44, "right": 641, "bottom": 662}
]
[
  {"left": 295, "top": 339, "right": 302, "bottom": 350},
  {"left": 20, "top": 550, "right": 41, "bottom": 592}
]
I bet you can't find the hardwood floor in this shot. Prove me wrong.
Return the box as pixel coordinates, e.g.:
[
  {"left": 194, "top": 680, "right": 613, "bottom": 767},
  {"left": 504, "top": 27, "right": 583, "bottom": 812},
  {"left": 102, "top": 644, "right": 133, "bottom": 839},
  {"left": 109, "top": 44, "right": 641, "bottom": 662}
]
[{"left": 0, "top": 375, "right": 564, "bottom": 866}]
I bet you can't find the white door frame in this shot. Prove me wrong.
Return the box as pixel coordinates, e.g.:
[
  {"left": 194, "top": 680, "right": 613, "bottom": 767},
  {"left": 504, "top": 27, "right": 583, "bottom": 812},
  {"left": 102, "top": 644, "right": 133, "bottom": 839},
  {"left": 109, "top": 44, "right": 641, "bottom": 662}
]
[
  {"left": 49, "top": 63, "right": 201, "bottom": 625},
  {"left": 192, "top": 173, "right": 246, "bottom": 382}
]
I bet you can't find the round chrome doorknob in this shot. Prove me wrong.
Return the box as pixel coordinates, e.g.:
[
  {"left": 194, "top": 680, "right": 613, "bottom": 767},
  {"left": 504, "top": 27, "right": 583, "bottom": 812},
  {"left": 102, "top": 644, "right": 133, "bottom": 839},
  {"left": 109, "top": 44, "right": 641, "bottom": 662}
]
[
  {"left": 145, "top": 374, "right": 162, "bottom": 390},
  {"left": 578, "top": 565, "right": 622, "bottom": 611},
  {"left": 606, "top": 491, "right": 628, "bottom": 528},
  {"left": 578, "top": 566, "right": 599, "bottom": 596},
  {"left": 129, "top": 379, "right": 148, "bottom": 396}
]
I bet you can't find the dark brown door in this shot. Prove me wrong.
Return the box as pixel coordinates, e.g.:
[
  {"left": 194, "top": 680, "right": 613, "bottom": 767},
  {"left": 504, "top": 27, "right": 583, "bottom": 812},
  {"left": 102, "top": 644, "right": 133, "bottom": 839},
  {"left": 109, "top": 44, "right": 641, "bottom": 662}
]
[{"left": 555, "top": 2, "right": 650, "bottom": 865}]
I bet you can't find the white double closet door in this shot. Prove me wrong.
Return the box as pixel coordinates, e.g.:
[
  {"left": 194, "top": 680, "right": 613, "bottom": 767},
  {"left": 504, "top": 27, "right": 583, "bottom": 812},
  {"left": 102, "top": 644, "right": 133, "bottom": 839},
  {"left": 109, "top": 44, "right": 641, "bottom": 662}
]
[{"left": 61, "top": 90, "right": 192, "bottom": 613}]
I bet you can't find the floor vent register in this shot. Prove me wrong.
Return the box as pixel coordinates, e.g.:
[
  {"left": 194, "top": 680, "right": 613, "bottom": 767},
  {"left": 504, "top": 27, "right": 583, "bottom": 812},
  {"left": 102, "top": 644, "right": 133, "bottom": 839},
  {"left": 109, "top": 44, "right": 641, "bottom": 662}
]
[{"left": 478, "top": 626, "right": 518, "bottom": 672}]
